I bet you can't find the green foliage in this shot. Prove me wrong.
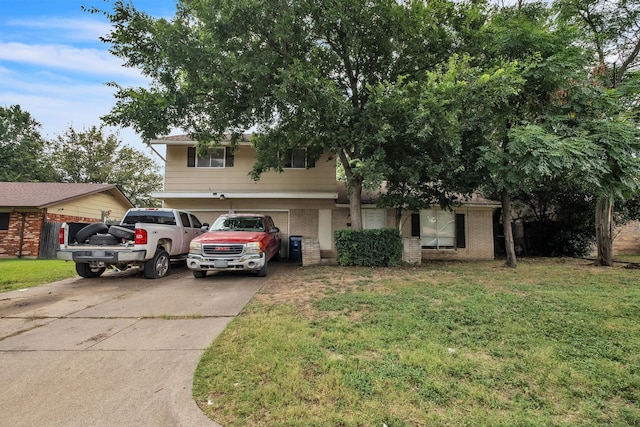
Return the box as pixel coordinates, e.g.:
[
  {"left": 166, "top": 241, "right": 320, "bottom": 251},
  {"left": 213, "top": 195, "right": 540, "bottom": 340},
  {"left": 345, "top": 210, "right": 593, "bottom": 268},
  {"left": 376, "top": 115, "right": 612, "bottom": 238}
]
[
  {"left": 334, "top": 229, "right": 402, "bottom": 267},
  {"left": 49, "top": 125, "right": 163, "bottom": 207},
  {"left": 0, "top": 260, "right": 77, "bottom": 292},
  {"left": 0, "top": 105, "right": 57, "bottom": 182},
  {"left": 463, "top": 5, "right": 598, "bottom": 195},
  {"left": 555, "top": 0, "right": 640, "bottom": 265},
  {"left": 556, "top": 0, "right": 640, "bottom": 88},
  {"left": 369, "top": 64, "right": 469, "bottom": 217},
  {"left": 92, "top": 0, "right": 480, "bottom": 228}
]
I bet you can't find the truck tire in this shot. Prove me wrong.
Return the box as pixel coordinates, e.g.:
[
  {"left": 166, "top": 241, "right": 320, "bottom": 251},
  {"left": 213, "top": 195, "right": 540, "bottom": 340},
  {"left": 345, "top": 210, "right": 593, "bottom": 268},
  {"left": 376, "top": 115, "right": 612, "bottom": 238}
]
[
  {"left": 76, "top": 263, "right": 105, "bottom": 278},
  {"left": 75, "top": 222, "right": 109, "bottom": 243},
  {"left": 193, "top": 271, "right": 207, "bottom": 279},
  {"left": 143, "top": 249, "right": 170, "bottom": 279},
  {"left": 256, "top": 251, "right": 268, "bottom": 277},
  {"left": 89, "top": 233, "right": 119, "bottom": 245},
  {"left": 108, "top": 225, "right": 135, "bottom": 241}
]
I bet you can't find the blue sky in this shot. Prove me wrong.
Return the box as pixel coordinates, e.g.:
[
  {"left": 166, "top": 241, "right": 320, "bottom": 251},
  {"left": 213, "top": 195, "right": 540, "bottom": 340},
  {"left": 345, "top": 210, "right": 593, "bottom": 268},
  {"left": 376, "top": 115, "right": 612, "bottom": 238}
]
[{"left": 0, "top": 0, "right": 178, "bottom": 156}]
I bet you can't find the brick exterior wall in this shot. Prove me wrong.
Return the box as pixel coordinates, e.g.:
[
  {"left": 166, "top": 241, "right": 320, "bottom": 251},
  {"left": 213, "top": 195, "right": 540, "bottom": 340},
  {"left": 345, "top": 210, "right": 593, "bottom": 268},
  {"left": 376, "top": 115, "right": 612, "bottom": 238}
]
[
  {"left": 586, "top": 220, "right": 640, "bottom": 257},
  {"left": 0, "top": 211, "right": 45, "bottom": 257},
  {"left": 289, "top": 209, "right": 319, "bottom": 238},
  {"left": 0, "top": 211, "right": 99, "bottom": 258},
  {"left": 46, "top": 213, "right": 100, "bottom": 224},
  {"left": 613, "top": 220, "right": 640, "bottom": 255}
]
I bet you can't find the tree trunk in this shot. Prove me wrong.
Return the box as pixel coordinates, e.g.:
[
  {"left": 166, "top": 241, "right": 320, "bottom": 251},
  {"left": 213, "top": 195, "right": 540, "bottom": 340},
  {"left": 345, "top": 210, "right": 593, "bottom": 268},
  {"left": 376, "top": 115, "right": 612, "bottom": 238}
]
[
  {"left": 395, "top": 207, "right": 403, "bottom": 233},
  {"left": 595, "top": 196, "right": 614, "bottom": 266},
  {"left": 502, "top": 189, "right": 517, "bottom": 268},
  {"left": 348, "top": 178, "right": 363, "bottom": 230}
]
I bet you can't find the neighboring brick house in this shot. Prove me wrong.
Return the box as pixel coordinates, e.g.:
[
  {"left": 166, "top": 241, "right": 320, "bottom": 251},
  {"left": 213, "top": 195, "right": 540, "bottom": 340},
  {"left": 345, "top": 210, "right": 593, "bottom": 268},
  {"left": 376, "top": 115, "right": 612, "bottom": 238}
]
[
  {"left": 614, "top": 221, "right": 640, "bottom": 255},
  {"left": 150, "top": 135, "right": 500, "bottom": 264},
  {"left": 0, "top": 182, "right": 133, "bottom": 258}
]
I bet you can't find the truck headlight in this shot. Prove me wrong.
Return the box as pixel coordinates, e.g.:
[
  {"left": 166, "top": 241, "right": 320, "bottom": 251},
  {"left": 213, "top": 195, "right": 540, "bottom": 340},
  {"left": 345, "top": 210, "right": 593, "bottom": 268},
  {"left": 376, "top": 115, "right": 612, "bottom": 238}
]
[
  {"left": 189, "top": 241, "right": 202, "bottom": 254},
  {"left": 245, "top": 241, "right": 263, "bottom": 254}
]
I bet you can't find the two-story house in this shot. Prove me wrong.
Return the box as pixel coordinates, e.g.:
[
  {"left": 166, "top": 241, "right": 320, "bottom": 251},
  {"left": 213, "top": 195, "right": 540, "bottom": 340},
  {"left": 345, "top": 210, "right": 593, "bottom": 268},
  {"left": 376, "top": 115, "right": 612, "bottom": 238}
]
[{"left": 150, "top": 135, "right": 500, "bottom": 263}]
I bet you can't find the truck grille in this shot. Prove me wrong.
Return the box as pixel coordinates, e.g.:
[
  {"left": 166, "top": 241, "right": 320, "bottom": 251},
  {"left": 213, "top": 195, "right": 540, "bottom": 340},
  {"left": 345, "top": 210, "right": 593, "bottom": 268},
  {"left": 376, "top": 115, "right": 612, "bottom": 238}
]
[{"left": 203, "top": 244, "right": 244, "bottom": 256}]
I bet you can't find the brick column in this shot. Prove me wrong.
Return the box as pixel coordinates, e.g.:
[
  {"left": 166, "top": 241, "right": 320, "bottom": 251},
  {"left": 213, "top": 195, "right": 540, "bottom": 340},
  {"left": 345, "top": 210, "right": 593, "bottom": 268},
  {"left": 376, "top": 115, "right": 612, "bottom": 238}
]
[
  {"left": 403, "top": 237, "right": 422, "bottom": 265},
  {"left": 302, "top": 237, "right": 321, "bottom": 266}
]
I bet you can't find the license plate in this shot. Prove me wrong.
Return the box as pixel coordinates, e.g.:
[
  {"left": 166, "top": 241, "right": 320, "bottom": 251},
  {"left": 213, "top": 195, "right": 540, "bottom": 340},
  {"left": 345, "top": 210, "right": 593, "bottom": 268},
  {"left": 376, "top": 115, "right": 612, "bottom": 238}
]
[{"left": 214, "top": 260, "right": 228, "bottom": 268}]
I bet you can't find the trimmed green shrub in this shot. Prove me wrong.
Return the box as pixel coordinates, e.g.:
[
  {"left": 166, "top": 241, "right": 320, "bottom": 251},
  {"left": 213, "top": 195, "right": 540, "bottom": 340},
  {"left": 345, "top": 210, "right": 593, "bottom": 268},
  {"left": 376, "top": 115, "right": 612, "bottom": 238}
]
[{"left": 334, "top": 229, "right": 403, "bottom": 267}]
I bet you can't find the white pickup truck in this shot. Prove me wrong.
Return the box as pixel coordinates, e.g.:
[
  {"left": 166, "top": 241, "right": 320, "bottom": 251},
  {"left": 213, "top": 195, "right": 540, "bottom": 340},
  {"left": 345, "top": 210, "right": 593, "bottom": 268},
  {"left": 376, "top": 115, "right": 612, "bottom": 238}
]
[{"left": 57, "top": 208, "right": 206, "bottom": 279}]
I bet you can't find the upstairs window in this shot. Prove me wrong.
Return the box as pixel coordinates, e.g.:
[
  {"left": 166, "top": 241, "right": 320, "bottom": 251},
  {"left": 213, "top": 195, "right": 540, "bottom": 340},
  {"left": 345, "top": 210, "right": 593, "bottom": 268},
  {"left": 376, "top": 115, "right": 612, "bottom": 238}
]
[
  {"left": 284, "top": 148, "right": 315, "bottom": 169},
  {"left": 187, "top": 147, "right": 234, "bottom": 168}
]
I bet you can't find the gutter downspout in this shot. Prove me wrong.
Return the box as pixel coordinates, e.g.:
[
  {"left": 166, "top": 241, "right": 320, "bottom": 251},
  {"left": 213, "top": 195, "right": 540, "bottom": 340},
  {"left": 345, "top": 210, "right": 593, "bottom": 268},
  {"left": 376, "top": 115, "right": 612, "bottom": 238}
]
[
  {"left": 146, "top": 141, "right": 167, "bottom": 162},
  {"left": 146, "top": 141, "right": 167, "bottom": 208}
]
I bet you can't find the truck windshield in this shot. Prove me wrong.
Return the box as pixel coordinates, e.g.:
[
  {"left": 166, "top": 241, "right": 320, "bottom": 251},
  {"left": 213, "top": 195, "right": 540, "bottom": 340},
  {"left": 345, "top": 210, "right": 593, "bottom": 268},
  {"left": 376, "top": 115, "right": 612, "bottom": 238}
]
[
  {"left": 210, "top": 216, "right": 265, "bottom": 232},
  {"left": 122, "top": 211, "right": 176, "bottom": 225}
]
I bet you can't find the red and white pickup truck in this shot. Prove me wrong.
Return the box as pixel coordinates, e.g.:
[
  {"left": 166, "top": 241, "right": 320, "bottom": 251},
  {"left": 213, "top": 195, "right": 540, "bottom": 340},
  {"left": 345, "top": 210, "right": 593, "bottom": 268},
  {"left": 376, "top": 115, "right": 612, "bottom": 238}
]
[{"left": 187, "top": 213, "right": 281, "bottom": 278}]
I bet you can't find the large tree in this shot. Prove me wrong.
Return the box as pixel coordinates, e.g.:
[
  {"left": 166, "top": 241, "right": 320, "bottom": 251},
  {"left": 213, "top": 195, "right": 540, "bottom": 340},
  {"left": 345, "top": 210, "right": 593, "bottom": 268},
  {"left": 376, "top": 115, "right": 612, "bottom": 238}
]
[
  {"left": 0, "top": 105, "right": 57, "bottom": 182},
  {"left": 460, "top": 3, "right": 614, "bottom": 267},
  {"left": 49, "top": 126, "right": 163, "bottom": 207},
  {"left": 368, "top": 64, "right": 471, "bottom": 231},
  {"left": 556, "top": 0, "right": 640, "bottom": 265},
  {"left": 92, "top": 0, "right": 473, "bottom": 229}
]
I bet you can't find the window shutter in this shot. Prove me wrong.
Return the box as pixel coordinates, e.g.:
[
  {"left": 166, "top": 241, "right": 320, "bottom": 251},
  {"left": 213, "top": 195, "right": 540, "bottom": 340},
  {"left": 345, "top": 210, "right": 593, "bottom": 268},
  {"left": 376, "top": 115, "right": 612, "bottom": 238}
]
[
  {"left": 187, "top": 147, "right": 196, "bottom": 167},
  {"left": 411, "top": 213, "right": 420, "bottom": 237},
  {"left": 225, "top": 147, "right": 234, "bottom": 167},
  {"left": 456, "top": 213, "right": 466, "bottom": 248}
]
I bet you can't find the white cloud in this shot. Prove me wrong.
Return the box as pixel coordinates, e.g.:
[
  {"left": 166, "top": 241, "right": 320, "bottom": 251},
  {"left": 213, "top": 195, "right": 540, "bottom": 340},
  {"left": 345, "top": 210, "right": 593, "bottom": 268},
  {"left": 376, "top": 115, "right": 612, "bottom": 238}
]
[
  {"left": 0, "top": 41, "right": 146, "bottom": 81},
  {"left": 6, "top": 16, "right": 113, "bottom": 43}
]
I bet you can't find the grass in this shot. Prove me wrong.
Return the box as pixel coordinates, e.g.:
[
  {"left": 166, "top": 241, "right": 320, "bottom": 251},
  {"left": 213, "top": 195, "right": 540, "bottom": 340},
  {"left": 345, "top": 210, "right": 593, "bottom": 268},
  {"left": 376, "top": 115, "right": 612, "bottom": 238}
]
[
  {"left": 193, "top": 258, "right": 640, "bottom": 426},
  {"left": 0, "top": 259, "right": 77, "bottom": 292}
]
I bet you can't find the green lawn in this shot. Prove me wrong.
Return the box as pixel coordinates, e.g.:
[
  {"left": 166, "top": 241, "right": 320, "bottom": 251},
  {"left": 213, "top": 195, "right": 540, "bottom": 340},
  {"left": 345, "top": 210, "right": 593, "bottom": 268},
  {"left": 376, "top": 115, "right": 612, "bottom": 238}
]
[
  {"left": 193, "top": 258, "right": 640, "bottom": 426},
  {"left": 0, "top": 259, "right": 77, "bottom": 292}
]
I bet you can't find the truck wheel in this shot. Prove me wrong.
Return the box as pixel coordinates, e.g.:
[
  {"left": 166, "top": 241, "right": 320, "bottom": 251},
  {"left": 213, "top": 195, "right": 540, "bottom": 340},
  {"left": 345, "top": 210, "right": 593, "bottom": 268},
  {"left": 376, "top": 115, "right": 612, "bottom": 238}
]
[
  {"left": 193, "top": 271, "right": 207, "bottom": 279},
  {"left": 76, "top": 263, "right": 105, "bottom": 278},
  {"left": 144, "top": 249, "right": 170, "bottom": 279},
  {"left": 256, "top": 251, "right": 268, "bottom": 277},
  {"left": 75, "top": 222, "right": 108, "bottom": 243},
  {"left": 108, "top": 225, "right": 135, "bottom": 241}
]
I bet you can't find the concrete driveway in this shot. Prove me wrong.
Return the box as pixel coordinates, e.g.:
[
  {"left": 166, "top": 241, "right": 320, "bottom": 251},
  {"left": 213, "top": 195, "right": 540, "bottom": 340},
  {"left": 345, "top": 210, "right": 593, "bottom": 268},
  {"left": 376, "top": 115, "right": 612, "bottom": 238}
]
[{"left": 0, "top": 263, "right": 273, "bottom": 427}]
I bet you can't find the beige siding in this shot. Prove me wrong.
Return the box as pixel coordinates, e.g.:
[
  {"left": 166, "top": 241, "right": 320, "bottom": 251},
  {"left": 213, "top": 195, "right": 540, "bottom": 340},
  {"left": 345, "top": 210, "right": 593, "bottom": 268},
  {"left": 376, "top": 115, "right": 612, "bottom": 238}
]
[
  {"left": 164, "top": 145, "right": 336, "bottom": 193},
  {"left": 47, "top": 192, "right": 131, "bottom": 222}
]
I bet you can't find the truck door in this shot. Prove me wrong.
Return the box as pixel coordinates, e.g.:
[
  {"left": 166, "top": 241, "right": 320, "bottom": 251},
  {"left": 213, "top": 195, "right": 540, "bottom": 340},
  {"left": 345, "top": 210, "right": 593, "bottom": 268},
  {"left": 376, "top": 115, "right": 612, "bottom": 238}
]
[
  {"left": 178, "top": 212, "right": 195, "bottom": 254},
  {"left": 266, "top": 216, "right": 281, "bottom": 256}
]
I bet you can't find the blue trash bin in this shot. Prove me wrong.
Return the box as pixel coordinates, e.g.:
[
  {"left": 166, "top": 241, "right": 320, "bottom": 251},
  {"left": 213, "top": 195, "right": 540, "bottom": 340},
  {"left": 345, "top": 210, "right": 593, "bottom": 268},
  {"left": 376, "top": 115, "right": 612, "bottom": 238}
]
[{"left": 289, "top": 235, "right": 302, "bottom": 263}]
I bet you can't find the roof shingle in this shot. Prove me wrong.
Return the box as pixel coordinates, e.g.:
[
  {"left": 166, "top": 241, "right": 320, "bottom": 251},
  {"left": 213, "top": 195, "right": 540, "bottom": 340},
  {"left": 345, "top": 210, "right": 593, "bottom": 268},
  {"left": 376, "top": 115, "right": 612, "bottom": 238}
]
[{"left": 0, "top": 182, "right": 125, "bottom": 208}]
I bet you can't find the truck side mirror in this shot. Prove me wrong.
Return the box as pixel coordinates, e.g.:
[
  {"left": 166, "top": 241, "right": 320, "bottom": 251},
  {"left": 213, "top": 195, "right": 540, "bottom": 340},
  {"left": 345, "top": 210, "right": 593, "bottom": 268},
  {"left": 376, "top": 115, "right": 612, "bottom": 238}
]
[
  {"left": 201, "top": 225, "right": 209, "bottom": 232},
  {"left": 269, "top": 226, "right": 280, "bottom": 233}
]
